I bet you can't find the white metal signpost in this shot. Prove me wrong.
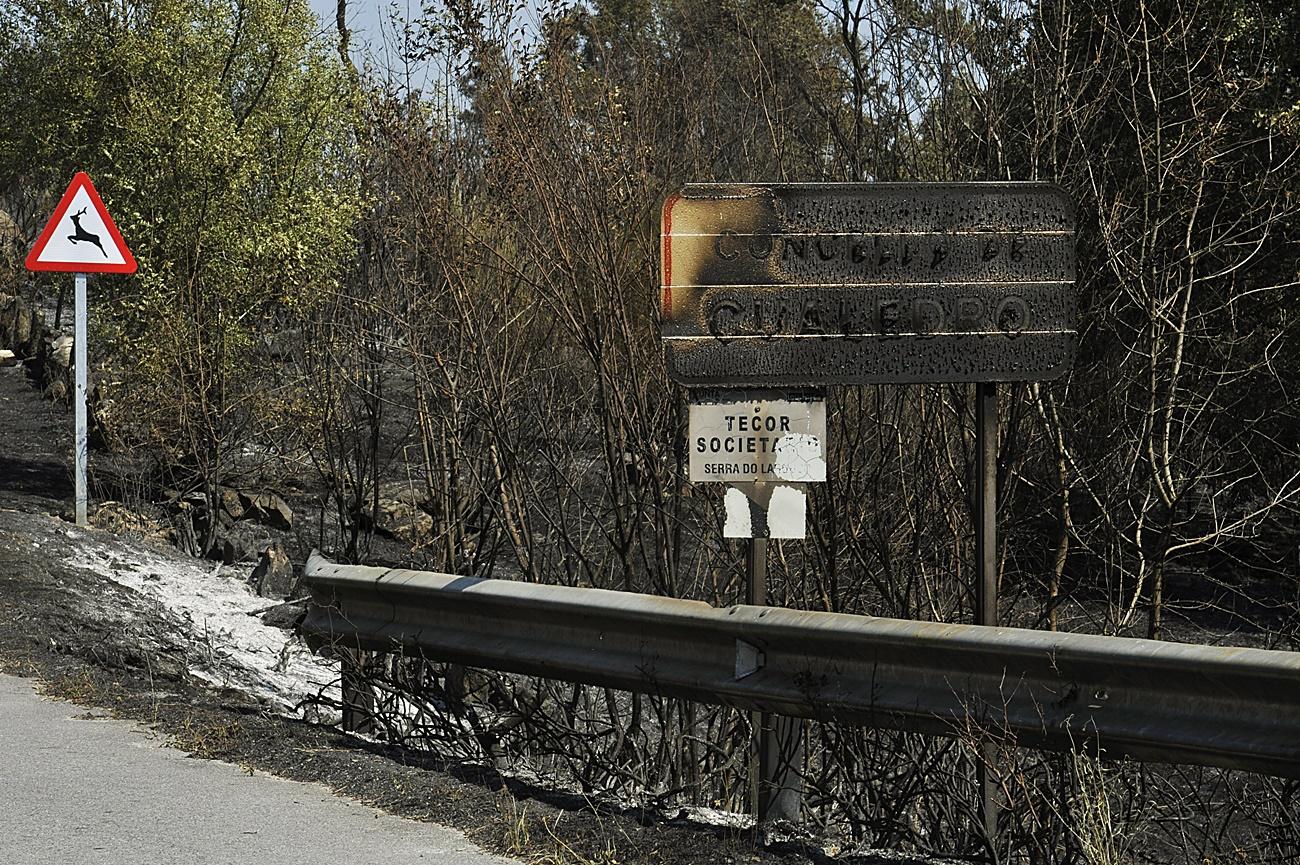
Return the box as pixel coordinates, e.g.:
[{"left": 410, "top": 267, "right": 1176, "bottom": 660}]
[{"left": 25, "top": 172, "right": 137, "bottom": 526}]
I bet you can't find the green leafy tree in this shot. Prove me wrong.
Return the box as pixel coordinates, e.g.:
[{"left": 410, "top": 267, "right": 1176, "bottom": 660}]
[{"left": 0, "top": 0, "right": 360, "bottom": 550}]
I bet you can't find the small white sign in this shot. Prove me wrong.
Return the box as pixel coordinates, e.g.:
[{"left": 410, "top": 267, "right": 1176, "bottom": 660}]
[{"left": 689, "top": 398, "right": 827, "bottom": 483}]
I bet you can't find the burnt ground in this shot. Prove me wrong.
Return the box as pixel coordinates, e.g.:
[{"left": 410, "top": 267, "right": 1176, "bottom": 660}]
[
  {"left": 0, "top": 362, "right": 72, "bottom": 513},
  {"left": 0, "top": 359, "right": 936, "bottom": 865}
]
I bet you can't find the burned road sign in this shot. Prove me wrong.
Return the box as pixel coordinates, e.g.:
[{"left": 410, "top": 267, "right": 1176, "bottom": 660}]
[{"left": 660, "top": 183, "right": 1076, "bottom": 386}]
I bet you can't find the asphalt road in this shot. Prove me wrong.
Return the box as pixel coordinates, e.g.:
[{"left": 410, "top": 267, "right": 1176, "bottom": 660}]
[{"left": 0, "top": 674, "right": 518, "bottom": 865}]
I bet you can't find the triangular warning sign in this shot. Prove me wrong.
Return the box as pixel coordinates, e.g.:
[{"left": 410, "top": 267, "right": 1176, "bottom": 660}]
[{"left": 25, "top": 171, "right": 137, "bottom": 274}]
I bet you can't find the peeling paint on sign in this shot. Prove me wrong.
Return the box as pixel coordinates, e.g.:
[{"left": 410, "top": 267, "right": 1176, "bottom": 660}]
[
  {"left": 721, "top": 483, "right": 808, "bottom": 539},
  {"left": 767, "top": 485, "right": 807, "bottom": 538},
  {"left": 690, "top": 397, "right": 827, "bottom": 483},
  {"left": 723, "top": 487, "right": 752, "bottom": 537},
  {"left": 773, "top": 433, "right": 826, "bottom": 482}
]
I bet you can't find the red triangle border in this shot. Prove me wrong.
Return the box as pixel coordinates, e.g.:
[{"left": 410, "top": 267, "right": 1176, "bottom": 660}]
[{"left": 25, "top": 171, "right": 138, "bottom": 274}]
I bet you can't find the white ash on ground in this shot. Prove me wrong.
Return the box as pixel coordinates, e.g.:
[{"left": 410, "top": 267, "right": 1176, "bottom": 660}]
[{"left": 54, "top": 518, "right": 338, "bottom": 715}]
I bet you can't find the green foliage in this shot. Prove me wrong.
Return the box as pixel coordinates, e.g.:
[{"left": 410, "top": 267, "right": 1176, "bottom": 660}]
[{"left": 0, "top": 0, "right": 360, "bottom": 477}]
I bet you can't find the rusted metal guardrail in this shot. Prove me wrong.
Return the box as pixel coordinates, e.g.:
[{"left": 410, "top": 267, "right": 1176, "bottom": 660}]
[{"left": 301, "top": 552, "right": 1300, "bottom": 778}]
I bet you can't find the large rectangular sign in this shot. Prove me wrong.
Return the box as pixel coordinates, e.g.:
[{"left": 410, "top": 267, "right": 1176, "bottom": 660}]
[{"left": 660, "top": 183, "right": 1076, "bottom": 386}]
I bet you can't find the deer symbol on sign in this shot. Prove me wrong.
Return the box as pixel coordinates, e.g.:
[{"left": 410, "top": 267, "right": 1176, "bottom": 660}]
[{"left": 67, "top": 208, "right": 107, "bottom": 257}]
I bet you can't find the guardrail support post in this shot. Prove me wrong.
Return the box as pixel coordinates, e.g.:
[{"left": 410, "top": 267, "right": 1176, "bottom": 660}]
[
  {"left": 759, "top": 712, "right": 804, "bottom": 824},
  {"left": 340, "top": 647, "right": 375, "bottom": 735}
]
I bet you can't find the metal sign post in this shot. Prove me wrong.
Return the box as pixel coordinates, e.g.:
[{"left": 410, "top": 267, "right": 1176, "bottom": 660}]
[
  {"left": 73, "top": 273, "right": 88, "bottom": 525},
  {"left": 975, "top": 380, "right": 999, "bottom": 841},
  {"left": 23, "top": 172, "right": 137, "bottom": 527},
  {"left": 745, "top": 536, "right": 803, "bottom": 824},
  {"left": 746, "top": 536, "right": 766, "bottom": 817}
]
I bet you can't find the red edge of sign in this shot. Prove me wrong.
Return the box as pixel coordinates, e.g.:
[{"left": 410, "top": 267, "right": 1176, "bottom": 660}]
[
  {"left": 661, "top": 193, "right": 680, "bottom": 316},
  {"left": 25, "top": 171, "right": 138, "bottom": 274}
]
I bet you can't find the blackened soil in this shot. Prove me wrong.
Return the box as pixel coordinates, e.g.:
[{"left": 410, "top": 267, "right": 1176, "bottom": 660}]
[{"left": 0, "top": 362, "right": 72, "bottom": 512}]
